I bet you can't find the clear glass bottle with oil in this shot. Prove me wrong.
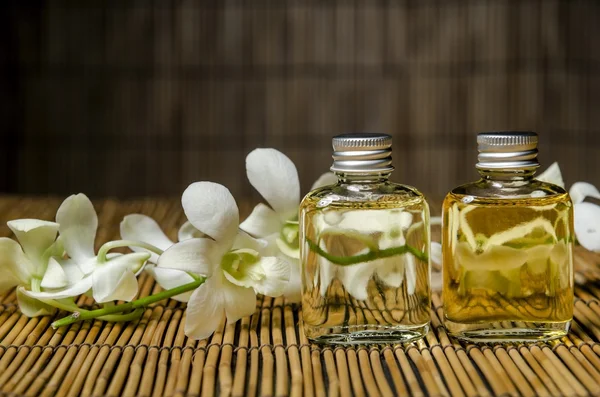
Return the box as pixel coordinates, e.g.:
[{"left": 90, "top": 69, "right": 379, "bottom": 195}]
[
  {"left": 299, "top": 133, "right": 431, "bottom": 344},
  {"left": 442, "top": 131, "right": 573, "bottom": 342}
]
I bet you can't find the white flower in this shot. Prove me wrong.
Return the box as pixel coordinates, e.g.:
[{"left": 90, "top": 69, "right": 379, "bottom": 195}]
[
  {"left": 538, "top": 163, "right": 600, "bottom": 252},
  {"left": 536, "top": 162, "right": 565, "bottom": 188},
  {"left": 119, "top": 215, "right": 204, "bottom": 302},
  {"left": 240, "top": 148, "right": 336, "bottom": 302},
  {"left": 0, "top": 219, "right": 62, "bottom": 316},
  {"left": 431, "top": 241, "right": 442, "bottom": 268},
  {"left": 157, "top": 182, "right": 290, "bottom": 340},
  {"left": 25, "top": 194, "right": 149, "bottom": 304}
]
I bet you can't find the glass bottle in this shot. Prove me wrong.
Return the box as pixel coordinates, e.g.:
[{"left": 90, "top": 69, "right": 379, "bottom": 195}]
[
  {"left": 442, "top": 131, "right": 574, "bottom": 342},
  {"left": 299, "top": 133, "right": 431, "bottom": 344}
]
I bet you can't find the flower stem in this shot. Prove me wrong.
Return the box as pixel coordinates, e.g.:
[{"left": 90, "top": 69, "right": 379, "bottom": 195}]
[
  {"left": 97, "top": 240, "right": 164, "bottom": 264},
  {"left": 306, "top": 237, "right": 428, "bottom": 265},
  {"left": 51, "top": 274, "right": 206, "bottom": 328},
  {"left": 41, "top": 298, "right": 143, "bottom": 322},
  {"left": 99, "top": 308, "right": 145, "bottom": 322}
]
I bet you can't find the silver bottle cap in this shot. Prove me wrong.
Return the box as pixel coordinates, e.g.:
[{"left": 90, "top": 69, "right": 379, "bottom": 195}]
[
  {"left": 330, "top": 133, "right": 394, "bottom": 173},
  {"left": 476, "top": 131, "right": 539, "bottom": 170}
]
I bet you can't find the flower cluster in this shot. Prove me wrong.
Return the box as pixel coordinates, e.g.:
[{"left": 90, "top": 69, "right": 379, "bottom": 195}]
[{"left": 3, "top": 149, "right": 332, "bottom": 340}]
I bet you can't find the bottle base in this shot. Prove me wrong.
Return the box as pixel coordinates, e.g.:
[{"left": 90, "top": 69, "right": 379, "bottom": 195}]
[
  {"left": 445, "top": 318, "right": 571, "bottom": 343},
  {"left": 306, "top": 324, "right": 429, "bottom": 345}
]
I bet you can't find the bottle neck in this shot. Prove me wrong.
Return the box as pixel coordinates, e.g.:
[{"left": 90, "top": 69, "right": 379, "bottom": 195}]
[
  {"left": 335, "top": 172, "right": 391, "bottom": 184},
  {"left": 477, "top": 168, "right": 537, "bottom": 183}
]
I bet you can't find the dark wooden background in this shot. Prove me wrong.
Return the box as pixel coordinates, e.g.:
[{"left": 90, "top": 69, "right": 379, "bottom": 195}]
[{"left": 1, "top": 1, "right": 599, "bottom": 202}]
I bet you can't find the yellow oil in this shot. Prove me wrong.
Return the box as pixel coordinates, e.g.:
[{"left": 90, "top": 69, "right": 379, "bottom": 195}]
[
  {"left": 442, "top": 192, "right": 573, "bottom": 341},
  {"left": 300, "top": 196, "right": 430, "bottom": 344}
]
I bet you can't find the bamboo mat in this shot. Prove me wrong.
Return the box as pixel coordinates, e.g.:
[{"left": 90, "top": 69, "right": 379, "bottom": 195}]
[{"left": 2, "top": 197, "right": 600, "bottom": 397}]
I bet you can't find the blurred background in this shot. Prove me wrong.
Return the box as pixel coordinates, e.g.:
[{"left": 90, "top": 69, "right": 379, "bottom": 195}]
[{"left": 1, "top": 1, "right": 599, "bottom": 202}]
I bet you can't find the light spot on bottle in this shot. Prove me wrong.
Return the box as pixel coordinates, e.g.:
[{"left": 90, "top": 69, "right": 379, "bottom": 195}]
[
  {"left": 462, "top": 196, "right": 474, "bottom": 204},
  {"left": 317, "top": 198, "right": 332, "bottom": 208},
  {"left": 531, "top": 190, "right": 546, "bottom": 198}
]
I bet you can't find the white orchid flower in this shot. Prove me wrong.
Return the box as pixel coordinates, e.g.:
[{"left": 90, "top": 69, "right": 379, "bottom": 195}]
[
  {"left": 536, "top": 162, "right": 565, "bottom": 188},
  {"left": 571, "top": 182, "right": 600, "bottom": 251},
  {"left": 537, "top": 162, "right": 600, "bottom": 252},
  {"left": 119, "top": 215, "right": 205, "bottom": 302},
  {"left": 25, "top": 194, "right": 150, "bottom": 304},
  {"left": 240, "top": 148, "right": 336, "bottom": 302},
  {"left": 0, "top": 219, "right": 63, "bottom": 316},
  {"left": 156, "top": 182, "right": 290, "bottom": 340}
]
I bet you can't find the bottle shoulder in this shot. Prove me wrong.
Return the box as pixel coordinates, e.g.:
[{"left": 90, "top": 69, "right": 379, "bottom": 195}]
[
  {"left": 450, "top": 179, "right": 567, "bottom": 199},
  {"left": 301, "top": 180, "right": 427, "bottom": 209},
  {"left": 447, "top": 178, "right": 570, "bottom": 203}
]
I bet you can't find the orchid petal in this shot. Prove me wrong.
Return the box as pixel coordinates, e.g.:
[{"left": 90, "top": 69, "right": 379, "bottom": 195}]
[
  {"left": 550, "top": 241, "right": 570, "bottom": 267},
  {"left": 120, "top": 214, "right": 174, "bottom": 263},
  {"left": 525, "top": 245, "right": 553, "bottom": 274},
  {"left": 24, "top": 276, "right": 93, "bottom": 300},
  {"left": 185, "top": 277, "right": 225, "bottom": 340},
  {"left": 431, "top": 242, "right": 442, "bottom": 268},
  {"left": 95, "top": 270, "right": 138, "bottom": 303},
  {"left": 574, "top": 202, "right": 600, "bottom": 252},
  {"left": 318, "top": 259, "right": 338, "bottom": 297},
  {"left": 456, "top": 242, "right": 528, "bottom": 271},
  {"left": 16, "top": 288, "right": 55, "bottom": 317},
  {"left": 335, "top": 209, "right": 410, "bottom": 237},
  {"left": 77, "top": 256, "right": 100, "bottom": 276},
  {"left": 376, "top": 258, "right": 405, "bottom": 289},
  {"left": 91, "top": 252, "right": 149, "bottom": 303},
  {"left": 157, "top": 238, "right": 220, "bottom": 276},
  {"left": 340, "top": 262, "right": 374, "bottom": 301},
  {"left": 239, "top": 203, "right": 282, "bottom": 238},
  {"left": 222, "top": 278, "right": 256, "bottom": 324},
  {"left": 147, "top": 267, "right": 195, "bottom": 302},
  {"left": 56, "top": 194, "right": 98, "bottom": 263},
  {"left": 485, "top": 217, "right": 556, "bottom": 249},
  {"left": 232, "top": 231, "right": 268, "bottom": 253},
  {"left": 54, "top": 257, "right": 85, "bottom": 284},
  {"left": 40, "top": 257, "right": 69, "bottom": 289},
  {"left": 275, "top": 237, "right": 300, "bottom": 259},
  {"left": 7, "top": 219, "right": 59, "bottom": 268},
  {"left": 281, "top": 257, "right": 302, "bottom": 303},
  {"left": 0, "top": 237, "right": 35, "bottom": 291},
  {"left": 182, "top": 182, "right": 239, "bottom": 247},
  {"left": 248, "top": 256, "right": 290, "bottom": 297},
  {"left": 404, "top": 254, "right": 417, "bottom": 295},
  {"left": 570, "top": 182, "right": 600, "bottom": 205},
  {"left": 246, "top": 148, "right": 300, "bottom": 221},
  {"left": 536, "top": 162, "right": 565, "bottom": 188},
  {"left": 178, "top": 221, "right": 205, "bottom": 242},
  {"left": 310, "top": 172, "right": 338, "bottom": 191}
]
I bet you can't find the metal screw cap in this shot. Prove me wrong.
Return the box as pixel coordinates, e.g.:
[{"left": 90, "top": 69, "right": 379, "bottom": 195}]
[
  {"left": 330, "top": 133, "right": 394, "bottom": 173},
  {"left": 476, "top": 131, "right": 539, "bottom": 170}
]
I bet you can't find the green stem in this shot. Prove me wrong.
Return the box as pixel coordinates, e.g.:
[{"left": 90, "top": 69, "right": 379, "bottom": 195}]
[
  {"left": 41, "top": 297, "right": 143, "bottom": 322},
  {"left": 99, "top": 308, "right": 144, "bottom": 322},
  {"left": 97, "top": 240, "right": 164, "bottom": 264},
  {"left": 51, "top": 274, "right": 206, "bottom": 328},
  {"left": 306, "top": 237, "right": 428, "bottom": 266}
]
